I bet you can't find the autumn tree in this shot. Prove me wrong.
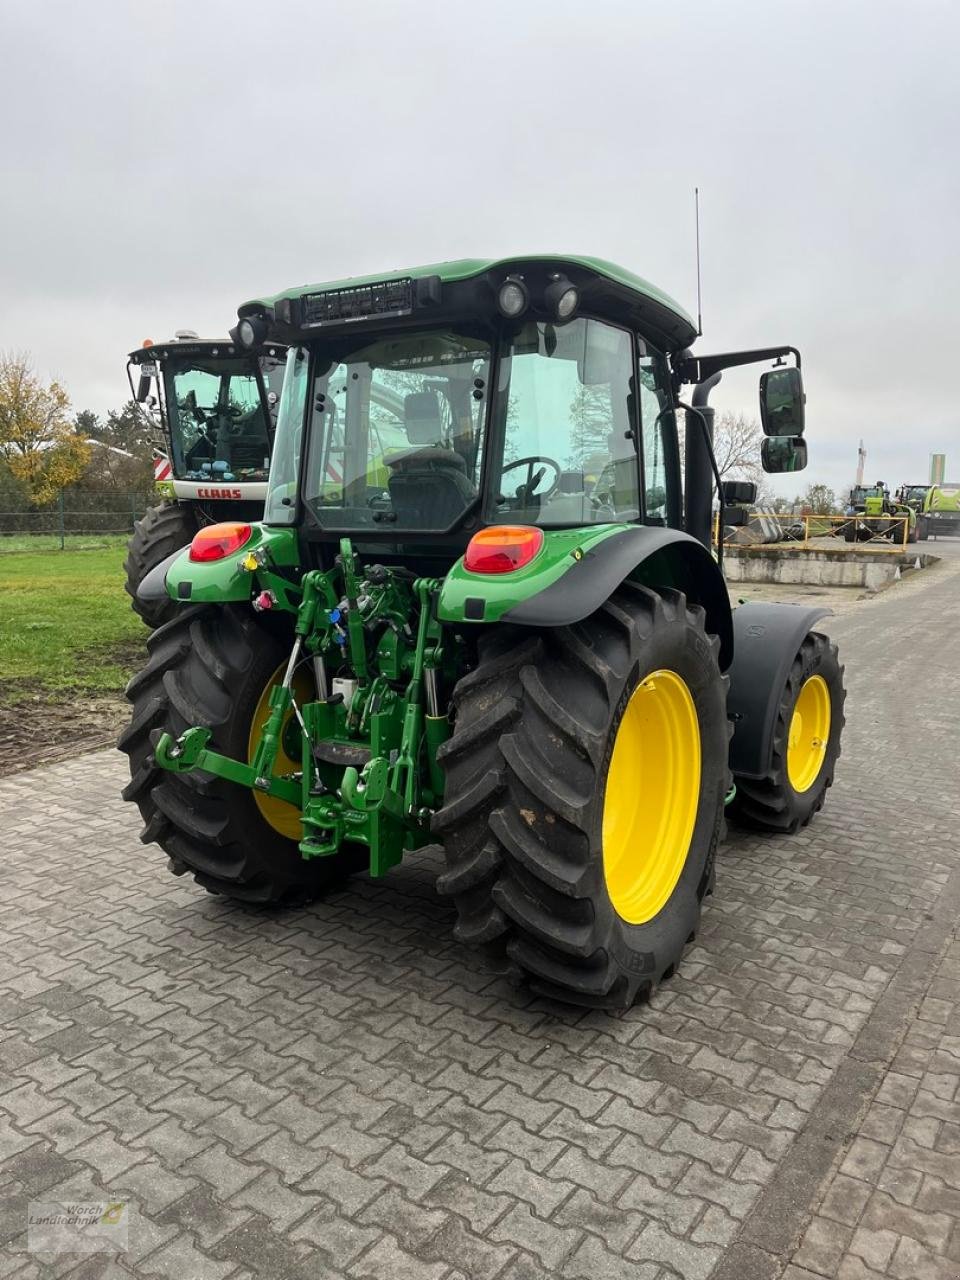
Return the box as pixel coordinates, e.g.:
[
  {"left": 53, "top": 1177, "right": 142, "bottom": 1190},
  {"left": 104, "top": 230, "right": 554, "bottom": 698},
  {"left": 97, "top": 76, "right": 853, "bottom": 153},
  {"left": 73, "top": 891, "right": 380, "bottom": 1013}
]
[{"left": 0, "top": 352, "right": 89, "bottom": 503}]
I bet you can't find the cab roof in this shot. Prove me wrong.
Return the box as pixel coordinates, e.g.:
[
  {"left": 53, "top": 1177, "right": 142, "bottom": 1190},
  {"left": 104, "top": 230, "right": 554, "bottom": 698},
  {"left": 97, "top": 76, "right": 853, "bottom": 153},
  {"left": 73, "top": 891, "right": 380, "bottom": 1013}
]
[
  {"left": 240, "top": 255, "right": 699, "bottom": 353},
  {"left": 128, "top": 337, "right": 286, "bottom": 363}
]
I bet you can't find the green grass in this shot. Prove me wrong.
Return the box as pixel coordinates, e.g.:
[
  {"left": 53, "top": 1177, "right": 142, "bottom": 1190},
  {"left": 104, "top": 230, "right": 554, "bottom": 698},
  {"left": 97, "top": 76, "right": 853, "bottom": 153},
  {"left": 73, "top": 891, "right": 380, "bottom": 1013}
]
[
  {"left": 0, "top": 544, "right": 145, "bottom": 702},
  {"left": 0, "top": 533, "right": 131, "bottom": 554}
]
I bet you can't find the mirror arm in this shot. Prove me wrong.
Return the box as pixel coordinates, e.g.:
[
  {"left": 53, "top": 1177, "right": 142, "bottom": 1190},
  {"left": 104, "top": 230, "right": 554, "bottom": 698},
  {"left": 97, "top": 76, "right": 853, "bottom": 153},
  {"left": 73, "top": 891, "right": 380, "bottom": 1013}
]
[{"left": 675, "top": 345, "right": 801, "bottom": 385}]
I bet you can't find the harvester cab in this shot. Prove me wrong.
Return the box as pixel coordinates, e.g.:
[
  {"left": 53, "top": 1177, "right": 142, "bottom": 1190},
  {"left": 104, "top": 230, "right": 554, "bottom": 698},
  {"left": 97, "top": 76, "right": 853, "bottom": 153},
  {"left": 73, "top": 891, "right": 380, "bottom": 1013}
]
[
  {"left": 123, "top": 333, "right": 287, "bottom": 626},
  {"left": 121, "top": 256, "right": 845, "bottom": 1009}
]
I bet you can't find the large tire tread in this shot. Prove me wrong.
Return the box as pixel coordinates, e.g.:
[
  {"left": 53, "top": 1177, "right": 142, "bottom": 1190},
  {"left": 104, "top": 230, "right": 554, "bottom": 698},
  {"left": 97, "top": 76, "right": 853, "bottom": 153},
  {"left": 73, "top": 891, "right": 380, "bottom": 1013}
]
[
  {"left": 433, "top": 587, "right": 729, "bottom": 1010},
  {"left": 119, "top": 604, "right": 362, "bottom": 904},
  {"left": 124, "top": 503, "right": 199, "bottom": 628},
  {"left": 729, "top": 631, "right": 845, "bottom": 834}
]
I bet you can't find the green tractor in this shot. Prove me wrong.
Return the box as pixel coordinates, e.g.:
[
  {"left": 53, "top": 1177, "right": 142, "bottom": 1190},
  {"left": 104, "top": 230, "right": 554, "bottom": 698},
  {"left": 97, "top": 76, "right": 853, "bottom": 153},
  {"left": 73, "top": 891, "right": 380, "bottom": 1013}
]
[
  {"left": 896, "top": 484, "right": 932, "bottom": 541},
  {"left": 119, "top": 257, "right": 845, "bottom": 1009},
  {"left": 123, "top": 333, "right": 287, "bottom": 627},
  {"left": 843, "top": 481, "right": 917, "bottom": 544}
]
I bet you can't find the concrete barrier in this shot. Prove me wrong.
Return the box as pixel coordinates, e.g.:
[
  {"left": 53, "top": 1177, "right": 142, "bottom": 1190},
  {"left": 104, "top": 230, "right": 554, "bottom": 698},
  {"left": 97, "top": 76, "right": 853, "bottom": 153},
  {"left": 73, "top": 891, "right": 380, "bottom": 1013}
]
[{"left": 723, "top": 545, "right": 939, "bottom": 589}]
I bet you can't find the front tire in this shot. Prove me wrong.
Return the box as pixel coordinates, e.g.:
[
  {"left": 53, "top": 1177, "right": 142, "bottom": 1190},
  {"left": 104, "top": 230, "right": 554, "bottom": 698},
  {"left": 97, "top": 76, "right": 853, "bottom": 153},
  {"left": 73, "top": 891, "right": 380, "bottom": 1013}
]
[
  {"left": 433, "top": 585, "right": 729, "bottom": 1009},
  {"left": 124, "top": 502, "right": 199, "bottom": 629},
  {"left": 118, "top": 604, "right": 363, "bottom": 903},
  {"left": 729, "top": 631, "right": 844, "bottom": 834}
]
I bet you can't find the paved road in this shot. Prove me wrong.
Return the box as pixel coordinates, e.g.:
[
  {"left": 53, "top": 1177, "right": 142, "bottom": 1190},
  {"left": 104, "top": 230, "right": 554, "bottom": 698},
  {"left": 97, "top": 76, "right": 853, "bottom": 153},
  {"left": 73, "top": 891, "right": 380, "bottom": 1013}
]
[{"left": 1, "top": 552, "right": 959, "bottom": 1280}]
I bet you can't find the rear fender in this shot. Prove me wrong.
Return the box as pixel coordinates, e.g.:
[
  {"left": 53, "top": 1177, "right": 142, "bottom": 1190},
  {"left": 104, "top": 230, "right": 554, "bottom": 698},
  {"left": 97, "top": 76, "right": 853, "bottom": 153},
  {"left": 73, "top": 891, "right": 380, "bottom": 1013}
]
[
  {"left": 143, "top": 524, "right": 301, "bottom": 607},
  {"left": 727, "top": 602, "right": 830, "bottom": 779},
  {"left": 437, "top": 525, "right": 733, "bottom": 669}
]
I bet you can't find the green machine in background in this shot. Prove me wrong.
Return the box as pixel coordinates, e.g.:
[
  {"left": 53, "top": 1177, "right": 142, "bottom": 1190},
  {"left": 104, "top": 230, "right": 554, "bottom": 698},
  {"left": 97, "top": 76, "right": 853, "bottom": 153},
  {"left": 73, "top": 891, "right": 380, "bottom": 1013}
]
[
  {"left": 843, "top": 481, "right": 917, "bottom": 543},
  {"left": 921, "top": 483, "right": 960, "bottom": 539},
  {"left": 120, "top": 256, "right": 845, "bottom": 1009}
]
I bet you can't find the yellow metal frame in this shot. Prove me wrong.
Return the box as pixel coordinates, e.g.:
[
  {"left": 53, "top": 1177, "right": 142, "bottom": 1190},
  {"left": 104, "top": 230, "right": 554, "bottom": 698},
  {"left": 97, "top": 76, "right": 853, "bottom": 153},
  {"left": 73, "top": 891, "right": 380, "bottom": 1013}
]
[
  {"left": 714, "top": 511, "right": 912, "bottom": 554},
  {"left": 602, "top": 669, "right": 701, "bottom": 925}
]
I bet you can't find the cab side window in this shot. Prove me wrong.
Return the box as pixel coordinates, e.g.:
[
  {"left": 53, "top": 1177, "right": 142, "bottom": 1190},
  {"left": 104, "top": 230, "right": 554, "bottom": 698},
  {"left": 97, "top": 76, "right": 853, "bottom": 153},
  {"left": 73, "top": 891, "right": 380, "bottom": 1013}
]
[{"left": 638, "top": 346, "right": 679, "bottom": 527}]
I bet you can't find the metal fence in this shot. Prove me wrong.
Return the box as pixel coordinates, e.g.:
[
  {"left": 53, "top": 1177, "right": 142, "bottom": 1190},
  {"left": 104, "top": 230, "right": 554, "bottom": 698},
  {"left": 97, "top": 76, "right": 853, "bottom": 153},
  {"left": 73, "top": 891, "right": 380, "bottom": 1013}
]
[
  {"left": 717, "top": 511, "right": 915, "bottom": 553},
  {"left": 0, "top": 490, "right": 152, "bottom": 551}
]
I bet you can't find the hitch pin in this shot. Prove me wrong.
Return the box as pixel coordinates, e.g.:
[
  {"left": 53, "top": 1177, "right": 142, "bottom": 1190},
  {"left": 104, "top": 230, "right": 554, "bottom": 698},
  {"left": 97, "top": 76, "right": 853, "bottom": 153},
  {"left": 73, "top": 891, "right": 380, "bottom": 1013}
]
[{"left": 424, "top": 666, "right": 440, "bottom": 718}]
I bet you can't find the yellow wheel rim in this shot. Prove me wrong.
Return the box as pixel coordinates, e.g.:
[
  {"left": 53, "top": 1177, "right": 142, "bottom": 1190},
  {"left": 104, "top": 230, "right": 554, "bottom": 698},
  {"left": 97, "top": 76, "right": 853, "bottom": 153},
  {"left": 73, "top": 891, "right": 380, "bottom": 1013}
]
[
  {"left": 601, "top": 669, "right": 701, "bottom": 925},
  {"left": 247, "top": 663, "right": 311, "bottom": 841},
  {"left": 787, "top": 674, "right": 831, "bottom": 793}
]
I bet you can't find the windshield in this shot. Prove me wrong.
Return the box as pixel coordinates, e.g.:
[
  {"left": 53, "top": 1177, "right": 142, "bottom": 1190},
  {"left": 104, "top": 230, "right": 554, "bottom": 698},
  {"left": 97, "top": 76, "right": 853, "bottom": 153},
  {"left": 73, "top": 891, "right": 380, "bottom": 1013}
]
[
  {"left": 302, "top": 329, "right": 491, "bottom": 531},
  {"left": 488, "top": 317, "right": 639, "bottom": 525},
  {"left": 165, "top": 357, "right": 272, "bottom": 482}
]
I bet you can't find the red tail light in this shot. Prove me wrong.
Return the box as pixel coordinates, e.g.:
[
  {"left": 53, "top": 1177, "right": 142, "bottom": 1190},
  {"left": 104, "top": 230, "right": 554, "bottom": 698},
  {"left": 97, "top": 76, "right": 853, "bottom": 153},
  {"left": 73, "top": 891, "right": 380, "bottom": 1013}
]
[
  {"left": 464, "top": 525, "right": 544, "bottom": 574},
  {"left": 189, "top": 522, "right": 253, "bottom": 563}
]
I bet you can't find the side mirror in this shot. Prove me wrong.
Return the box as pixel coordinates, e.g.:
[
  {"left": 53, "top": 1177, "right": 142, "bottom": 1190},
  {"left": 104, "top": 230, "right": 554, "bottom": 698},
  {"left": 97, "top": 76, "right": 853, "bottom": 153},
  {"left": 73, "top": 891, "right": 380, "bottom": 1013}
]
[
  {"left": 760, "top": 366, "right": 805, "bottom": 436},
  {"left": 132, "top": 359, "right": 157, "bottom": 403},
  {"left": 721, "top": 479, "right": 757, "bottom": 505},
  {"left": 762, "top": 436, "right": 808, "bottom": 473}
]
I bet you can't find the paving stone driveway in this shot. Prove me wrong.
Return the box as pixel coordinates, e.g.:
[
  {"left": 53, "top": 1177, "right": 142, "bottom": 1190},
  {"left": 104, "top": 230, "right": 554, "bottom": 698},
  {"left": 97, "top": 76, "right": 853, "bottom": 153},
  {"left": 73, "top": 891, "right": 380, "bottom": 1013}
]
[{"left": 2, "top": 554, "right": 959, "bottom": 1280}]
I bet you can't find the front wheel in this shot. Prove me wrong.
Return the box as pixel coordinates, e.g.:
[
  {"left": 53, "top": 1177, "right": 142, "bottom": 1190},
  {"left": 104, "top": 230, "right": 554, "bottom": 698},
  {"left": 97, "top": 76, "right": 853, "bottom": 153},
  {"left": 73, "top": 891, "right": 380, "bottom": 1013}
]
[
  {"left": 118, "top": 604, "right": 363, "bottom": 903},
  {"left": 729, "top": 631, "right": 845, "bottom": 834},
  {"left": 433, "top": 585, "right": 729, "bottom": 1009}
]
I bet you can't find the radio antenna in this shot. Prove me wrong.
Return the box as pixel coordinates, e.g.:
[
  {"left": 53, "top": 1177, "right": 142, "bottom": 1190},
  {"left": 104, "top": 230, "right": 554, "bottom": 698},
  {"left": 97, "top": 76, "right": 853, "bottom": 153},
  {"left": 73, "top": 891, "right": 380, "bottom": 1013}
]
[{"left": 694, "top": 186, "right": 703, "bottom": 337}]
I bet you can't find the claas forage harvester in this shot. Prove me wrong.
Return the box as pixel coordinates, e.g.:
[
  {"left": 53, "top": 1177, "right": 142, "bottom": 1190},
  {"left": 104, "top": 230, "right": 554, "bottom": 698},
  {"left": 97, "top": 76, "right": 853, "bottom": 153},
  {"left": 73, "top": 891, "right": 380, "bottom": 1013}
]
[{"left": 120, "top": 256, "right": 845, "bottom": 1009}]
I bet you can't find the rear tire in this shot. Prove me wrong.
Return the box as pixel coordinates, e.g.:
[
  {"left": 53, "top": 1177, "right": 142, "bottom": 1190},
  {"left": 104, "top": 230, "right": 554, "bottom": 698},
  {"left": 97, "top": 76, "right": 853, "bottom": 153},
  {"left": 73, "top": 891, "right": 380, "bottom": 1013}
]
[
  {"left": 433, "top": 585, "right": 729, "bottom": 1010},
  {"left": 118, "top": 604, "right": 363, "bottom": 903},
  {"left": 124, "top": 502, "right": 198, "bottom": 629},
  {"left": 729, "top": 631, "right": 844, "bottom": 835}
]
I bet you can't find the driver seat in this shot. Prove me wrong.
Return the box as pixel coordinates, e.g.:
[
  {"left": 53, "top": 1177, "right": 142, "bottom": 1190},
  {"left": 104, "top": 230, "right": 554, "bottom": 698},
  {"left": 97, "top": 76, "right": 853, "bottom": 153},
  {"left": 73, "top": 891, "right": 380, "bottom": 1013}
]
[{"left": 386, "top": 391, "right": 476, "bottom": 527}]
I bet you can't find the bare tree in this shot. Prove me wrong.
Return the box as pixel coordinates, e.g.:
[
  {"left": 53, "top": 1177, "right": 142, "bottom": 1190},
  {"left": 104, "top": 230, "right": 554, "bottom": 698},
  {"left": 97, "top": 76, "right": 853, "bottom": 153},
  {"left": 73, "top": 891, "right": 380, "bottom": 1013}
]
[
  {"left": 679, "top": 410, "right": 764, "bottom": 484},
  {"left": 711, "top": 411, "right": 764, "bottom": 482},
  {"left": 801, "top": 482, "right": 838, "bottom": 515}
]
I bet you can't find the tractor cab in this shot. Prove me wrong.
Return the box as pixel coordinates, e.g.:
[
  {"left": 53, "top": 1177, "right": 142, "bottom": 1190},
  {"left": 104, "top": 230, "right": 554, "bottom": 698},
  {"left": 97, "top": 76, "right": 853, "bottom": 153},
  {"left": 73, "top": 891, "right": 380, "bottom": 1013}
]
[
  {"left": 228, "top": 257, "right": 806, "bottom": 576},
  {"left": 128, "top": 334, "right": 286, "bottom": 500},
  {"left": 897, "top": 484, "right": 931, "bottom": 511},
  {"left": 848, "top": 482, "right": 889, "bottom": 515}
]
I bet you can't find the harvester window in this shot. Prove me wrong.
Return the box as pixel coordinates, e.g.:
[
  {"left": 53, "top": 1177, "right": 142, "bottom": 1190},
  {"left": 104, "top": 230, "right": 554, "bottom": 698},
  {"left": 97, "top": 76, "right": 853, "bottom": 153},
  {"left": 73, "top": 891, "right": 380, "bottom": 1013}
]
[
  {"left": 167, "top": 361, "right": 271, "bottom": 483},
  {"left": 491, "top": 317, "right": 639, "bottom": 525},
  {"left": 301, "top": 330, "right": 491, "bottom": 531}
]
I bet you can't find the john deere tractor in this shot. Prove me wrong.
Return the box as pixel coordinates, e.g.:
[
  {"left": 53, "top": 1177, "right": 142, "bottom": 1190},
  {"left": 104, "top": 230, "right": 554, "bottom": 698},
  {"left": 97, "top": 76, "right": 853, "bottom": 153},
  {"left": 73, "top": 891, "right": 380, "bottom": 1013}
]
[
  {"left": 123, "top": 333, "right": 287, "bottom": 627},
  {"left": 119, "top": 257, "right": 845, "bottom": 1009}
]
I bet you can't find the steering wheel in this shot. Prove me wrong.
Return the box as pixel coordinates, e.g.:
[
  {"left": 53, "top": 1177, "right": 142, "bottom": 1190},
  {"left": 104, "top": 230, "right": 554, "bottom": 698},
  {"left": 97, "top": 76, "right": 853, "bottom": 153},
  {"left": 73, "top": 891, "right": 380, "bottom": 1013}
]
[{"left": 501, "top": 455, "right": 562, "bottom": 505}]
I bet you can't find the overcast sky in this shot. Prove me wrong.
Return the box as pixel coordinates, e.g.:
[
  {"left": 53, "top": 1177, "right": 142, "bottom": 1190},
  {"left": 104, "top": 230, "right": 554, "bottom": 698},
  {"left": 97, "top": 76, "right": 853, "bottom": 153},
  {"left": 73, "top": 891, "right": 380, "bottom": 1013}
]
[{"left": 1, "top": 0, "right": 957, "bottom": 498}]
